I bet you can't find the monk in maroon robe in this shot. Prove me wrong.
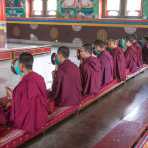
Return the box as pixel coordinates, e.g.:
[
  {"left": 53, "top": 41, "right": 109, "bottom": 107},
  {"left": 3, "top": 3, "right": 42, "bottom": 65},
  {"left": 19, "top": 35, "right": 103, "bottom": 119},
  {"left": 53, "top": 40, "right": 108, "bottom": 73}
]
[
  {"left": 125, "top": 40, "right": 138, "bottom": 73},
  {"left": 133, "top": 41, "right": 143, "bottom": 68},
  {"left": 127, "top": 35, "right": 143, "bottom": 68},
  {"left": 79, "top": 43, "right": 101, "bottom": 96},
  {"left": 143, "top": 41, "right": 148, "bottom": 64},
  {"left": 6, "top": 53, "right": 49, "bottom": 133},
  {"left": 94, "top": 40, "right": 114, "bottom": 86},
  {"left": 108, "top": 39, "right": 126, "bottom": 81},
  {"left": 51, "top": 46, "right": 82, "bottom": 106}
]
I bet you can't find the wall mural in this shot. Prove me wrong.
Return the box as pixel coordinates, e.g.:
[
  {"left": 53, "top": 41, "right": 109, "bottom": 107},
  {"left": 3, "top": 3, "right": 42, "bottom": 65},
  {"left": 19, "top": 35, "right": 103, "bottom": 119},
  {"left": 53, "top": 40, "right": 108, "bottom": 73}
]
[
  {"left": 6, "top": 0, "right": 25, "bottom": 17},
  {"left": 12, "top": 25, "right": 21, "bottom": 37},
  {"left": 7, "top": 23, "right": 148, "bottom": 44},
  {"left": 124, "top": 27, "right": 137, "bottom": 35},
  {"left": 97, "top": 29, "right": 108, "bottom": 41},
  {"left": 58, "top": 0, "right": 98, "bottom": 18}
]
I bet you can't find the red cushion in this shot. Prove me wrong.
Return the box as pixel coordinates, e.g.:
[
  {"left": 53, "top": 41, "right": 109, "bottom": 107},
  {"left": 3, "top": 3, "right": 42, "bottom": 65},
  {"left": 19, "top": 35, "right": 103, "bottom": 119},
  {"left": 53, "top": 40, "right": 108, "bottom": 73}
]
[
  {"left": 0, "top": 106, "right": 77, "bottom": 148},
  {"left": 80, "top": 80, "right": 118, "bottom": 109},
  {"left": 0, "top": 128, "right": 25, "bottom": 148}
]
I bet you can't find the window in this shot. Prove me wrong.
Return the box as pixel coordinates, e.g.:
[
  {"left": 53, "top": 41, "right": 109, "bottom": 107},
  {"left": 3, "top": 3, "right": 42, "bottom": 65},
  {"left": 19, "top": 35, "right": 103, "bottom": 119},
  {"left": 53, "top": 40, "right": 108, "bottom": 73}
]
[
  {"left": 46, "top": 0, "right": 57, "bottom": 16},
  {"left": 104, "top": 0, "right": 142, "bottom": 18},
  {"left": 31, "top": 0, "right": 57, "bottom": 17},
  {"left": 126, "top": 0, "right": 142, "bottom": 16},
  {"left": 106, "top": 0, "right": 121, "bottom": 16},
  {"left": 32, "top": 0, "right": 43, "bottom": 16}
]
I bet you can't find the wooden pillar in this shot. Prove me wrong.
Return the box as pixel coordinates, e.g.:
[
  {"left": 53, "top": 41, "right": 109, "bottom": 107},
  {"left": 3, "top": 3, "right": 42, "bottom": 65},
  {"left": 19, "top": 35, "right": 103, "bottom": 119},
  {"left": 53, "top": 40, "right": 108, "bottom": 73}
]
[
  {"left": 0, "top": 0, "right": 6, "bottom": 48},
  {"left": 26, "top": 0, "right": 32, "bottom": 17}
]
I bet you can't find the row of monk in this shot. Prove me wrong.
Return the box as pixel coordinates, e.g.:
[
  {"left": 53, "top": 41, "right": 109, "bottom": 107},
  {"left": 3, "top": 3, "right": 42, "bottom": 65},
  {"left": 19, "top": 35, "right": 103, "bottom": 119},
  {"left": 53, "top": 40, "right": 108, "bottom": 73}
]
[{"left": 0, "top": 35, "right": 143, "bottom": 134}]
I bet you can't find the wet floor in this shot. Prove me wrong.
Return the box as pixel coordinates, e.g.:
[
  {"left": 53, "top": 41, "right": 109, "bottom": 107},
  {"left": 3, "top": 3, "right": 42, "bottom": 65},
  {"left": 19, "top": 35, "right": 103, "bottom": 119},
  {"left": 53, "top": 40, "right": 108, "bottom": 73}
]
[{"left": 21, "top": 70, "right": 148, "bottom": 148}]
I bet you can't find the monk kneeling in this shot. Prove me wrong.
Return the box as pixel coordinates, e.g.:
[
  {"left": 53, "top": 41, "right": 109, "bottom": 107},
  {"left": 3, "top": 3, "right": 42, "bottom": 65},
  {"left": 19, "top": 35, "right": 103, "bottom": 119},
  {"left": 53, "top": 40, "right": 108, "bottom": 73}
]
[
  {"left": 131, "top": 35, "right": 143, "bottom": 68},
  {"left": 50, "top": 46, "right": 82, "bottom": 106},
  {"left": 94, "top": 40, "right": 114, "bottom": 86},
  {"left": 108, "top": 39, "right": 126, "bottom": 81},
  {"left": 78, "top": 43, "right": 101, "bottom": 96},
  {"left": 6, "top": 52, "right": 49, "bottom": 133},
  {"left": 125, "top": 39, "right": 138, "bottom": 73}
]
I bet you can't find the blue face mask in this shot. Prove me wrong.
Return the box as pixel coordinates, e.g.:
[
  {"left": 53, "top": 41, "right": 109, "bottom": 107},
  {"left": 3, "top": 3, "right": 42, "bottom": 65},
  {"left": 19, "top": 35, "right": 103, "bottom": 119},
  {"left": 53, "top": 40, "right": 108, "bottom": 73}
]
[{"left": 14, "top": 61, "right": 24, "bottom": 77}]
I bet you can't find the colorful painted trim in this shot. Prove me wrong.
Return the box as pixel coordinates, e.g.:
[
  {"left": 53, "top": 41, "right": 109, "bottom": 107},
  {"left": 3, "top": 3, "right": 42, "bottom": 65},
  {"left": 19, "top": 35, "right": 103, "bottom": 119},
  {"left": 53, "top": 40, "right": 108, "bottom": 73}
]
[
  {"left": 0, "top": 47, "right": 50, "bottom": 61},
  {"left": 7, "top": 18, "right": 148, "bottom": 28}
]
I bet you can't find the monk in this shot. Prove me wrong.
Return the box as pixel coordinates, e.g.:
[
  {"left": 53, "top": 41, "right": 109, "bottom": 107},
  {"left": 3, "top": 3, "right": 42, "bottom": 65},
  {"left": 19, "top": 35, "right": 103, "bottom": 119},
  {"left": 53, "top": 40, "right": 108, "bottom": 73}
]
[
  {"left": 94, "top": 40, "right": 114, "bottom": 86},
  {"left": 132, "top": 37, "right": 143, "bottom": 68},
  {"left": 108, "top": 39, "right": 126, "bottom": 81},
  {"left": 6, "top": 52, "right": 49, "bottom": 133},
  {"left": 143, "top": 38, "right": 148, "bottom": 64},
  {"left": 78, "top": 43, "right": 101, "bottom": 96},
  {"left": 125, "top": 39, "right": 138, "bottom": 73},
  {"left": 50, "top": 46, "right": 82, "bottom": 106}
]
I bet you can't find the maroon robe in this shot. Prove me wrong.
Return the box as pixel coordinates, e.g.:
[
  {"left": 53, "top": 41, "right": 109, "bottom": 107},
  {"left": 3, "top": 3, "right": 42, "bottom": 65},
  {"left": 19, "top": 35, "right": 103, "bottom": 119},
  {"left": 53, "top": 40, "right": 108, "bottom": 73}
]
[
  {"left": 133, "top": 42, "right": 143, "bottom": 67},
  {"left": 0, "top": 106, "right": 6, "bottom": 125},
  {"left": 52, "top": 60, "right": 82, "bottom": 106},
  {"left": 111, "top": 47, "right": 126, "bottom": 81},
  {"left": 80, "top": 56, "right": 101, "bottom": 96},
  {"left": 99, "top": 50, "right": 114, "bottom": 86},
  {"left": 125, "top": 46, "right": 138, "bottom": 73},
  {"left": 11, "top": 72, "right": 48, "bottom": 133},
  {"left": 142, "top": 43, "right": 148, "bottom": 64}
]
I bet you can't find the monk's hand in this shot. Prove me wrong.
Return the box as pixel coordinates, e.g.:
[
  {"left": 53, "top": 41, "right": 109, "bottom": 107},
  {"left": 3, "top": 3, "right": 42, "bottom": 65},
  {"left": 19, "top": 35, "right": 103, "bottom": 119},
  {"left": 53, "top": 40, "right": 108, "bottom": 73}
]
[
  {"left": 5, "top": 100, "right": 12, "bottom": 109},
  {"left": 0, "top": 97, "right": 12, "bottom": 109},
  {"left": 5, "top": 87, "right": 12, "bottom": 99}
]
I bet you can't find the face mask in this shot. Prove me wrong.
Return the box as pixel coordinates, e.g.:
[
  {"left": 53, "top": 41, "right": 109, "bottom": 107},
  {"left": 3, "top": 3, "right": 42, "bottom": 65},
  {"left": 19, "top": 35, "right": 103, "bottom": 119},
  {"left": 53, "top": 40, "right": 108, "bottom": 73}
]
[
  {"left": 119, "top": 39, "right": 126, "bottom": 49},
  {"left": 51, "top": 53, "right": 61, "bottom": 66},
  {"left": 93, "top": 49, "right": 101, "bottom": 56},
  {"left": 55, "top": 56, "right": 61, "bottom": 65},
  {"left": 107, "top": 47, "right": 112, "bottom": 51},
  {"left": 13, "top": 60, "right": 24, "bottom": 76}
]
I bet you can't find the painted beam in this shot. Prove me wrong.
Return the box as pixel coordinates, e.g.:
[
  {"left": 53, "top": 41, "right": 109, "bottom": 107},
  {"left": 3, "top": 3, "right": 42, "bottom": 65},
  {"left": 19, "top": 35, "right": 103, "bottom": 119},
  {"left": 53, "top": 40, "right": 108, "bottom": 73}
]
[{"left": 7, "top": 17, "right": 148, "bottom": 28}]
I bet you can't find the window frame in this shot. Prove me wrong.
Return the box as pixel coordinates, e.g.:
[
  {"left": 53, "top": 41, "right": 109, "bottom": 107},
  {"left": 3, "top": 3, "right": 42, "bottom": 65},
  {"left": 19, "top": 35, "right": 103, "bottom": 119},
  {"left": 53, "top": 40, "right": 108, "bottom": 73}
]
[
  {"left": 102, "top": 0, "right": 143, "bottom": 18},
  {"left": 30, "top": 0, "right": 57, "bottom": 17},
  {"left": 46, "top": 0, "right": 57, "bottom": 17},
  {"left": 105, "top": 0, "right": 122, "bottom": 17},
  {"left": 125, "top": 0, "right": 143, "bottom": 17}
]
